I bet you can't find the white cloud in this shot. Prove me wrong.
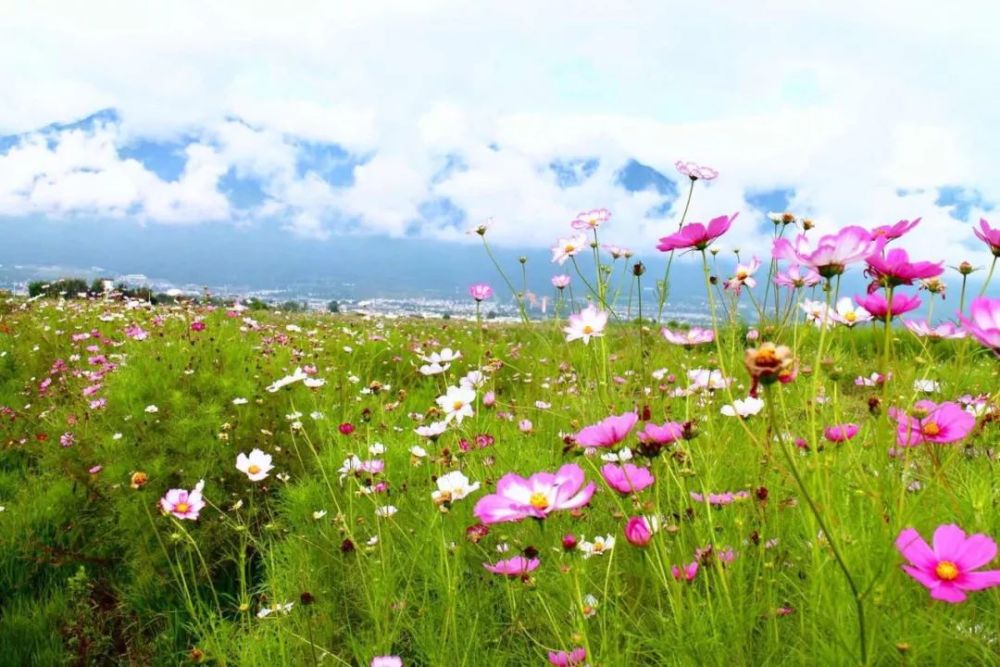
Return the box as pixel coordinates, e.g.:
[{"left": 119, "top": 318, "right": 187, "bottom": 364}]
[{"left": 0, "top": 0, "right": 998, "bottom": 266}]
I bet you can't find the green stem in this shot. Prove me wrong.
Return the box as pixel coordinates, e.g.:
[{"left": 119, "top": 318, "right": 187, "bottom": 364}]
[{"left": 979, "top": 256, "right": 997, "bottom": 297}]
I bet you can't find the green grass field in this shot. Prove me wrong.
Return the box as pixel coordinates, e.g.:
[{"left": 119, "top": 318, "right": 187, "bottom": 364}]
[{"left": 1, "top": 292, "right": 998, "bottom": 665}]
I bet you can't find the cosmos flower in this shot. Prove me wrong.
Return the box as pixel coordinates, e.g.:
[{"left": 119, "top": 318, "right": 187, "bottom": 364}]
[
  {"left": 468, "top": 284, "right": 493, "bottom": 302},
  {"left": 871, "top": 218, "right": 920, "bottom": 242},
  {"left": 431, "top": 471, "right": 481, "bottom": 505},
  {"left": 624, "top": 516, "right": 656, "bottom": 547},
  {"left": 574, "top": 412, "right": 638, "bottom": 448},
  {"left": 236, "top": 449, "right": 274, "bottom": 481},
  {"left": 903, "top": 319, "right": 966, "bottom": 340},
  {"left": 564, "top": 305, "right": 608, "bottom": 345},
  {"left": 829, "top": 297, "right": 873, "bottom": 328},
  {"left": 551, "top": 234, "right": 589, "bottom": 265},
  {"left": 720, "top": 397, "right": 765, "bottom": 418},
  {"left": 483, "top": 555, "right": 540, "bottom": 576},
  {"left": 774, "top": 265, "right": 822, "bottom": 290},
  {"left": 855, "top": 291, "right": 921, "bottom": 320},
  {"left": 370, "top": 657, "right": 403, "bottom": 667},
  {"left": 773, "top": 226, "right": 879, "bottom": 278},
  {"left": 160, "top": 480, "right": 206, "bottom": 521},
  {"left": 656, "top": 213, "right": 738, "bottom": 252},
  {"left": 436, "top": 386, "right": 477, "bottom": 424},
  {"left": 600, "top": 463, "right": 655, "bottom": 494},
  {"left": 958, "top": 297, "right": 1000, "bottom": 356},
  {"left": 671, "top": 561, "right": 699, "bottom": 581},
  {"left": 579, "top": 535, "right": 615, "bottom": 558},
  {"left": 551, "top": 274, "right": 571, "bottom": 289},
  {"left": 661, "top": 327, "right": 714, "bottom": 347},
  {"left": 675, "top": 160, "right": 719, "bottom": 181},
  {"left": 724, "top": 257, "right": 761, "bottom": 293},
  {"left": 548, "top": 647, "right": 587, "bottom": 666},
  {"left": 973, "top": 218, "right": 1000, "bottom": 256},
  {"left": 473, "top": 463, "right": 595, "bottom": 524},
  {"left": 570, "top": 208, "right": 611, "bottom": 231},
  {"left": 865, "top": 247, "right": 943, "bottom": 291},
  {"left": 823, "top": 423, "right": 860, "bottom": 443},
  {"left": 896, "top": 524, "right": 1000, "bottom": 603},
  {"left": 889, "top": 400, "right": 976, "bottom": 446}
]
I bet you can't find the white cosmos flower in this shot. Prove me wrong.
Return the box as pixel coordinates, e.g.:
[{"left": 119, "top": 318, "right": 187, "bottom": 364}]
[
  {"left": 460, "top": 370, "right": 487, "bottom": 390},
  {"left": 830, "top": 297, "right": 872, "bottom": 327},
  {"left": 415, "top": 421, "right": 448, "bottom": 439},
  {"left": 436, "top": 386, "right": 476, "bottom": 424},
  {"left": 375, "top": 505, "right": 398, "bottom": 518},
  {"left": 721, "top": 397, "right": 765, "bottom": 418},
  {"left": 431, "top": 471, "right": 481, "bottom": 504},
  {"left": 232, "top": 397, "right": 248, "bottom": 405},
  {"left": 419, "top": 362, "right": 449, "bottom": 376},
  {"left": 266, "top": 367, "right": 309, "bottom": 393},
  {"left": 236, "top": 448, "right": 274, "bottom": 481},
  {"left": 913, "top": 379, "right": 940, "bottom": 393},
  {"left": 564, "top": 305, "right": 608, "bottom": 344},
  {"left": 420, "top": 348, "right": 462, "bottom": 364},
  {"left": 551, "top": 233, "right": 588, "bottom": 265},
  {"left": 600, "top": 447, "right": 633, "bottom": 462},
  {"left": 579, "top": 535, "right": 616, "bottom": 558}
]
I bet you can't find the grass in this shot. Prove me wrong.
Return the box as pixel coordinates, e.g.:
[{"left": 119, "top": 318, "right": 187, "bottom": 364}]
[{"left": 0, "top": 289, "right": 998, "bottom": 666}]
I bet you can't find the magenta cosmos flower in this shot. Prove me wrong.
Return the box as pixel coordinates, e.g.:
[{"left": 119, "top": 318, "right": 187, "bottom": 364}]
[
  {"left": 871, "top": 218, "right": 920, "bottom": 242},
  {"left": 854, "top": 291, "right": 921, "bottom": 320},
  {"left": 624, "top": 516, "right": 654, "bottom": 547},
  {"left": 548, "top": 647, "right": 587, "bottom": 666},
  {"left": 675, "top": 160, "right": 718, "bottom": 181},
  {"left": 896, "top": 524, "right": 1000, "bottom": 603},
  {"left": 973, "top": 218, "right": 1000, "bottom": 256},
  {"left": 637, "top": 421, "right": 684, "bottom": 445},
  {"left": 958, "top": 297, "right": 1000, "bottom": 356},
  {"left": 468, "top": 283, "right": 493, "bottom": 302},
  {"left": 473, "top": 463, "right": 595, "bottom": 524},
  {"left": 574, "top": 411, "right": 638, "bottom": 448},
  {"left": 773, "top": 226, "right": 879, "bottom": 278},
  {"left": 661, "top": 326, "right": 714, "bottom": 347},
  {"left": 483, "top": 555, "right": 540, "bottom": 576},
  {"left": 823, "top": 423, "right": 859, "bottom": 443},
  {"left": 865, "top": 247, "right": 943, "bottom": 291},
  {"left": 601, "top": 463, "right": 654, "bottom": 494},
  {"left": 656, "top": 212, "right": 738, "bottom": 252},
  {"left": 889, "top": 400, "right": 975, "bottom": 446},
  {"left": 160, "top": 480, "right": 206, "bottom": 520}
]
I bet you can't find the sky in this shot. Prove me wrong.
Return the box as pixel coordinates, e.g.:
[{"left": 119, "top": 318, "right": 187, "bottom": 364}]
[{"left": 1, "top": 0, "right": 999, "bottom": 280}]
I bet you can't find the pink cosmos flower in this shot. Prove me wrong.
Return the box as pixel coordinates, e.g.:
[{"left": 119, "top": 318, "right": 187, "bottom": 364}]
[
  {"left": 483, "top": 555, "right": 540, "bottom": 576},
  {"left": 661, "top": 326, "right": 714, "bottom": 347},
  {"left": 551, "top": 234, "right": 588, "bottom": 265},
  {"left": 601, "top": 463, "right": 655, "bottom": 494},
  {"left": 468, "top": 283, "right": 493, "bottom": 302},
  {"left": 854, "top": 291, "right": 921, "bottom": 320},
  {"left": 896, "top": 524, "right": 1000, "bottom": 603},
  {"left": 551, "top": 274, "right": 571, "bottom": 289},
  {"left": 671, "top": 561, "right": 699, "bottom": 581},
  {"left": 548, "top": 647, "right": 587, "bottom": 666},
  {"left": 724, "top": 257, "right": 761, "bottom": 293},
  {"left": 473, "top": 463, "right": 595, "bottom": 524},
  {"left": 371, "top": 657, "right": 403, "bottom": 667},
  {"left": 958, "top": 297, "right": 1000, "bottom": 356},
  {"left": 903, "top": 319, "right": 966, "bottom": 340},
  {"left": 636, "top": 421, "right": 684, "bottom": 445},
  {"left": 574, "top": 412, "right": 638, "bottom": 448},
  {"left": 865, "top": 247, "right": 943, "bottom": 291},
  {"left": 889, "top": 400, "right": 976, "bottom": 446},
  {"left": 871, "top": 218, "right": 920, "bottom": 242},
  {"left": 160, "top": 480, "right": 206, "bottom": 520},
  {"left": 690, "top": 490, "right": 750, "bottom": 506},
  {"left": 675, "top": 160, "right": 719, "bottom": 181},
  {"left": 823, "top": 423, "right": 859, "bottom": 443},
  {"left": 564, "top": 305, "right": 608, "bottom": 344},
  {"left": 657, "top": 213, "right": 737, "bottom": 252},
  {"left": 570, "top": 208, "right": 611, "bottom": 231},
  {"left": 773, "top": 226, "right": 879, "bottom": 278},
  {"left": 973, "top": 218, "right": 1000, "bottom": 256},
  {"left": 774, "top": 264, "right": 822, "bottom": 289},
  {"left": 624, "top": 516, "right": 654, "bottom": 547}
]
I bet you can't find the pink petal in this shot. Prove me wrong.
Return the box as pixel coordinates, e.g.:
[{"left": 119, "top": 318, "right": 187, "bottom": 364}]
[
  {"left": 958, "top": 569, "right": 1000, "bottom": 591},
  {"left": 932, "top": 524, "right": 967, "bottom": 559},
  {"left": 896, "top": 528, "right": 936, "bottom": 569},
  {"left": 953, "top": 534, "right": 998, "bottom": 571}
]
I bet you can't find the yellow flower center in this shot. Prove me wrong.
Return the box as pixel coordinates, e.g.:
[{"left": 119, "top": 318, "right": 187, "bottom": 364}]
[
  {"left": 247, "top": 465, "right": 261, "bottom": 475},
  {"left": 922, "top": 421, "right": 941, "bottom": 437},
  {"left": 736, "top": 270, "right": 748, "bottom": 279},
  {"left": 935, "top": 560, "right": 959, "bottom": 581},
  {"left": 564, "top": 244, "right": 575, "bottom": 252},
  {"left": 582, "top": 325, "right": 594, "bottom": 334},
  {"left": 452, "top": 401, "right": 465, "bottom": 411},
  {"left": 175, "top": 502, "right": 190, "bottom": 514},
  {"left": 845, "top": 312, "right": 856, "bottom": 322},
  {"left": 529, "top": 492, "right": 550, "bottom": 510}
]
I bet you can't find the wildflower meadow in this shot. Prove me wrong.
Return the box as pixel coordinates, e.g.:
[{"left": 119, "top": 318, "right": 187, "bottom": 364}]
[{"left": 3, "top": 163, "right": 1000, "bottom": 666}]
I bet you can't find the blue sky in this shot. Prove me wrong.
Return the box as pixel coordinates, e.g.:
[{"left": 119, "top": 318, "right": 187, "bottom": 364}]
[{"left": 1, "top": 0, "right": 998, "bottom": 271}]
